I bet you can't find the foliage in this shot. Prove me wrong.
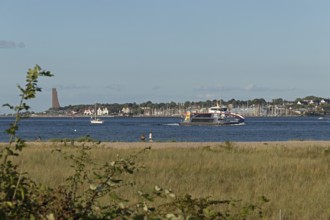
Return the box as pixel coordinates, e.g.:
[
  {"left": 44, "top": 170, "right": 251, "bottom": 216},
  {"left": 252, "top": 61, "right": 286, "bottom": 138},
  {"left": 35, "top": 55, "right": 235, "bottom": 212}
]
[
  {"left": 49, "top": 135, "right": 101, "bottom": 145},
  {"left": 0, "top": 66, "right": 268, "bottom": 219},
  {"left": 0, "top": 65, "right": 53, "bottom": 218}
]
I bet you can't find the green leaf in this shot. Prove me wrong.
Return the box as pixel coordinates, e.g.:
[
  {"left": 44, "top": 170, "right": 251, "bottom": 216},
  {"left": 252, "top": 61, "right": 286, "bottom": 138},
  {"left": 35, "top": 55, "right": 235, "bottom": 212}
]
[
  {"left": 20, "top": 188, "right": 25, "bottom": 200},
  {"left": 110, "top": 192, "right": 128, "bottom": 202}
]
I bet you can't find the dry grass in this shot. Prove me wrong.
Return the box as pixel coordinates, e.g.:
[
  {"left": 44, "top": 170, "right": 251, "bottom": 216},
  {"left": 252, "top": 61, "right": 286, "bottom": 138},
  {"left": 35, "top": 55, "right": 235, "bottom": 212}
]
[{"left": 5, "top": 141, "right": 330, "bottom": 219}]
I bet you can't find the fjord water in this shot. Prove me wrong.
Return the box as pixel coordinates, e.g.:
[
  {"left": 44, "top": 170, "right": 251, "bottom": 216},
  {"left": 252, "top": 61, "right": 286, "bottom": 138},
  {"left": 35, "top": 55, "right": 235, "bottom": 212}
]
[{"left": 0, "top": 116, "right": 330, "bottom": 142}]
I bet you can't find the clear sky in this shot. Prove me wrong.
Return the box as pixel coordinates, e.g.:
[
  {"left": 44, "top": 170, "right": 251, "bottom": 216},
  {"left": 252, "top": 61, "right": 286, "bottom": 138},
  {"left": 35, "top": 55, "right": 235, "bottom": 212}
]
[{"left": 1, "top": 0, "right": 329, "bottom": 113}]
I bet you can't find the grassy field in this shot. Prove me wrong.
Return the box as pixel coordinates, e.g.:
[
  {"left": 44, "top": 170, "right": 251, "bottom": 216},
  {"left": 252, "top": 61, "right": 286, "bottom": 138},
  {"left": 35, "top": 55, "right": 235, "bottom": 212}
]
[{"left": 8, "top": 141, "right": 330, "bottom": 219}]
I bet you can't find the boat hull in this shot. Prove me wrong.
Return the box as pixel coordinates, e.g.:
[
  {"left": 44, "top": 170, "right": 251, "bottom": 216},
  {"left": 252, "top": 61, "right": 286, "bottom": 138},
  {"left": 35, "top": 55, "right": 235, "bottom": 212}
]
[
  {"left": 90, "top": 119, "right": 104, "bottom": 124},
  {"left": 180, "top": 112, "right": 245, "bottom": 126}
]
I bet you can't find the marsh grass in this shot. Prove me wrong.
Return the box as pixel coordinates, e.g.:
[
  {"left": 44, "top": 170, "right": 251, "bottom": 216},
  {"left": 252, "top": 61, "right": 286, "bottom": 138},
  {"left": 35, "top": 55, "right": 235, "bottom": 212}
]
[{"left": 12, "top": 142, "right": 330, "bottom": 219}]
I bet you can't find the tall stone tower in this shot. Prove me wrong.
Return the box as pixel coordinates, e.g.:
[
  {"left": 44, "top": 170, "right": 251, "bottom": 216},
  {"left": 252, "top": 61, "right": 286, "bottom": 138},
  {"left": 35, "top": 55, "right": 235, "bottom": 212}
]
[{"left": 52, "top": 88, "right": 60, "bottom": 109}]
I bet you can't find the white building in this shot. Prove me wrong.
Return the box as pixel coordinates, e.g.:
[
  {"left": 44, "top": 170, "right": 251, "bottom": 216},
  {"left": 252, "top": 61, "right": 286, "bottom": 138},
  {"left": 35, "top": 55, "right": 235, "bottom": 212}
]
[
  {"left": 122, "top": 107, "right": 131, "bottom": 114},
  {"left": 97, "top": 107, "right": 109, "bottom": 115},
  {"left": 85, "top": 107, "right": 109, "bottom": 116},
  {"left": 83, "top": 109, "right": 93, "bottom": 115}
]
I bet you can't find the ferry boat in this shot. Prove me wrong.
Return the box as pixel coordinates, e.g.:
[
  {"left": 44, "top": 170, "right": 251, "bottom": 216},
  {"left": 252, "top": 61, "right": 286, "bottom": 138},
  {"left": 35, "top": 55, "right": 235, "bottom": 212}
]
[{"left": 180, "top": 104, "right": 245, "bottom": 126}]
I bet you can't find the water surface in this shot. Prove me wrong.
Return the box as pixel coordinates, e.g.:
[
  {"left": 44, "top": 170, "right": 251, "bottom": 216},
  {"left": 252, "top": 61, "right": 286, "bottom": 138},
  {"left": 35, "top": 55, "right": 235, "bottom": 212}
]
[{"left": 0, "top": 116, "right": 329, "bottom": 142}]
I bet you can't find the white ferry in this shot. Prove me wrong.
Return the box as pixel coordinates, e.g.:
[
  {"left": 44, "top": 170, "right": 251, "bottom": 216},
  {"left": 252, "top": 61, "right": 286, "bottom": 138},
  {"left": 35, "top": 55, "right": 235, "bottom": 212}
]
[{"left": 180, "top": 104, "right": 245, "bottom": 126}]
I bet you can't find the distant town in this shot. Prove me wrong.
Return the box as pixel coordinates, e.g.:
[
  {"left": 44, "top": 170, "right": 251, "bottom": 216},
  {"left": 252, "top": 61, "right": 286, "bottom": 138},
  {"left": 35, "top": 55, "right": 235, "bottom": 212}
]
[{"left": 3, "top": 94, "right": 330, "bottom": 118}]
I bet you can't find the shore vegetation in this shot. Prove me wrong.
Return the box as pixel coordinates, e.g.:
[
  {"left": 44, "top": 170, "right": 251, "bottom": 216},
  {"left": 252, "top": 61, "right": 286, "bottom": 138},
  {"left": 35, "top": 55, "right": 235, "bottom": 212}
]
[{"left": 12, "top": 141, "right": 330, "bottom": 219}]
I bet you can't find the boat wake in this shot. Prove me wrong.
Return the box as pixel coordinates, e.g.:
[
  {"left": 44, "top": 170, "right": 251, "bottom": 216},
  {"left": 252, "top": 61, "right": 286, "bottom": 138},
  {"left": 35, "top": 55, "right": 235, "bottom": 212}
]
[{"left": 233, "top": 122, "right": 245, "bottom": 126}]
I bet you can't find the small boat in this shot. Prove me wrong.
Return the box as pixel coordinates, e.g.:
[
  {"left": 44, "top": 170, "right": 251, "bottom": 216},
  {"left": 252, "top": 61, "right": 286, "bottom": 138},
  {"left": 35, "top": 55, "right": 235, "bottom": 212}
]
[
  {"left": 90, "top": 104, "right": 104, "bottom": 124},
  {"left": 90, "top": 118, "right": 104, "bottom": 124},
  {"left": 180, "top": 103, "right": 245, "bottom": 126}
]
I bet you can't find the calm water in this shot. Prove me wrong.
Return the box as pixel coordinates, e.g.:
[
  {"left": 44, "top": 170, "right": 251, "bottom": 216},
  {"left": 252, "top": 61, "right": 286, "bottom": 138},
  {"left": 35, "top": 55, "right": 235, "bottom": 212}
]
[{"left": 1, "top": 116, "right": 330, "bottom": 142}]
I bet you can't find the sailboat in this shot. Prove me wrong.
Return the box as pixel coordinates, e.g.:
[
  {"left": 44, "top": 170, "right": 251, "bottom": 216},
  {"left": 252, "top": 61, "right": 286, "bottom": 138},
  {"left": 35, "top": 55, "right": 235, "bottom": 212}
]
[{"left": 90, "top": 104, "right": 104, "bottom": 124}]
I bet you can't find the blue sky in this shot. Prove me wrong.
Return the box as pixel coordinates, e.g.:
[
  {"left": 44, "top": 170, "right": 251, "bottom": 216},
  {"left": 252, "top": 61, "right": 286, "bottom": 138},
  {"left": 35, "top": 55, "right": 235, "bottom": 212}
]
[{"left": 1, "top": 0, "right": 329, "bottom": 113}]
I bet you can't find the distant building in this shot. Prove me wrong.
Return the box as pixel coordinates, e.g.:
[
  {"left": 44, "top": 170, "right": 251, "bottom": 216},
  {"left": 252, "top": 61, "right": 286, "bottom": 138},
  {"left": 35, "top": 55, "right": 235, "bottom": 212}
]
[
  {"left": 52, "top": 88, "right": 60, "bottom": 109},
  {"left": 97, "top": 107, "right": 103, "bottom": 116},
  {"left": 122, "top": 107, "right": 131, "bottom": 115},
  {"left": 102, "top": 107, "right": 109, "bottom": 115},
  {"left": 84, "top": 107, "right": 109, "bottom": 116},
  {"left": 141, "top": 107, "right": 151, "bottom": 116},
  {"left": 84, "top": 109, "right": 93, "bottom": 115}
]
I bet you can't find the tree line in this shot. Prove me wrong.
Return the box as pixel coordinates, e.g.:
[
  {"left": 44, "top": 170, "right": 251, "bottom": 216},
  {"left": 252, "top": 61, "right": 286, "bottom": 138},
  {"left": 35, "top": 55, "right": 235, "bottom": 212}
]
[{"left": 45, "top": 95, "right": 330, "bottom": 116}]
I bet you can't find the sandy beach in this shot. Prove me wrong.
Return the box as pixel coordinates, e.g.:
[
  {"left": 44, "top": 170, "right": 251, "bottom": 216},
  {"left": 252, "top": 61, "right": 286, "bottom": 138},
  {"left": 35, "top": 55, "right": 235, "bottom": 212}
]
[{"left": 12, "top": 140, "right": 330, "bottom": 149}]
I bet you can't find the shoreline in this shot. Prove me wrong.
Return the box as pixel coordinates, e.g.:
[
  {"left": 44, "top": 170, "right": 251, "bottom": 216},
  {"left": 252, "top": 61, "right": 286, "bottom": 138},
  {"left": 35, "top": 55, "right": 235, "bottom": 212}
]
[{"left": 3, "top": 140, "right": 328, "bottom": 149}]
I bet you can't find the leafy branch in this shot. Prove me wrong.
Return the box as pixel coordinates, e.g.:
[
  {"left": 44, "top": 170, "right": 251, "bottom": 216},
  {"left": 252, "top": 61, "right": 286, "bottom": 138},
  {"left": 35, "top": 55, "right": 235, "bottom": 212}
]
[
  {"left": 1, "top": 65, "right": 53, "bottom": 161},
  {"left": 0, "top": 65, "right": 53, "bottom": 218}
]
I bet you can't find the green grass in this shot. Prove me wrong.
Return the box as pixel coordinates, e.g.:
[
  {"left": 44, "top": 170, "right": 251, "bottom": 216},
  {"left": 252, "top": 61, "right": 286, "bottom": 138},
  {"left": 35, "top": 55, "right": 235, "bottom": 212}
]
[{"left": 14, "top": 142, "right": 330, "bottom": 219}]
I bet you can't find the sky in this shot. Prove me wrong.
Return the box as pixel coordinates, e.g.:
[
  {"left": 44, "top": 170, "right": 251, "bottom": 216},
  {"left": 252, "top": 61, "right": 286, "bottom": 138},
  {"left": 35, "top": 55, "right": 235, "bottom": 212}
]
[{"left": 1, "top": 0, "right": 330, "bottom": 113}]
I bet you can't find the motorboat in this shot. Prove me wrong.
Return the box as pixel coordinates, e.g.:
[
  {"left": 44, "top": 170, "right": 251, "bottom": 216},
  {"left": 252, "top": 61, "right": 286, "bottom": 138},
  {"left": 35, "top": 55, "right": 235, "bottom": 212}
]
[{"left": 180, "top": 104, "right": 245, "bottom": 126}]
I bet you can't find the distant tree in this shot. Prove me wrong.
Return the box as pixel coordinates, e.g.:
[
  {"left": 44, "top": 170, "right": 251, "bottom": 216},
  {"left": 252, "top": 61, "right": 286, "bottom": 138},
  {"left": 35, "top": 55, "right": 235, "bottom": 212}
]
[
  {"left": 140, "top": 101, "right": 153, "bottom": 108},
  {"left": 272, "top": 98, "right": 284, "bottom": 105},
  {"left": 303, "top": 95, "right": 317, "bottom": 100},
  {"left": 227, "top": 99, "right": 236, "bottom": 105},
  {"left": 303, "top": 96, "right": 323, "bottom": 103},
  {"left": 184, "top": 101, "right": 191, "bottom": 108},
  {"left": 251, "top": 98, "right": 267, "bottom": 105},
  {"left": 169, "top": 101, "right": 177, "bottom": 109},
  {"left": 108, "top": 103, "right": 122, "bottom": 114},
  {"left": 322, "top": 104, "right": 330, "bottom": 114}
]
